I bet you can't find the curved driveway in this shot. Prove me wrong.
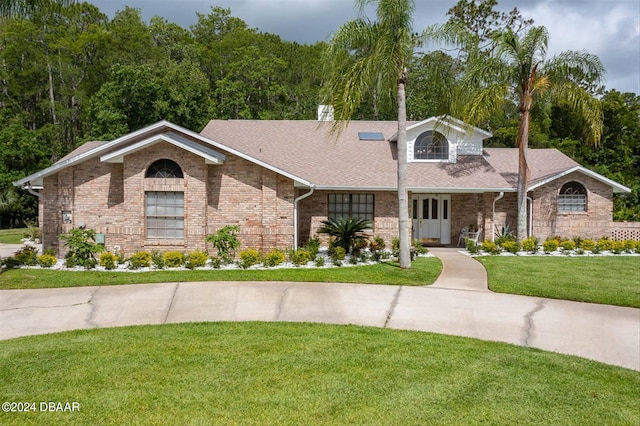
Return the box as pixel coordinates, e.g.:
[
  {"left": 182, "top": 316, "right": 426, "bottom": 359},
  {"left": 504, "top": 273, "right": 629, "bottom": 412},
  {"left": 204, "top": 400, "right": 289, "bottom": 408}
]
[{"left": 1, "top": 248, "right": 638, "bottom": 371}]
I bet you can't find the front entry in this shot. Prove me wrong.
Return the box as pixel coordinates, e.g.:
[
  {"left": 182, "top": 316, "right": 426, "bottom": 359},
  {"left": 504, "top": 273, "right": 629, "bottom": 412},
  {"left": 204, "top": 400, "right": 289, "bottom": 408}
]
[{"left": 412, "top": 194, "right": 451, "bottom": 245}]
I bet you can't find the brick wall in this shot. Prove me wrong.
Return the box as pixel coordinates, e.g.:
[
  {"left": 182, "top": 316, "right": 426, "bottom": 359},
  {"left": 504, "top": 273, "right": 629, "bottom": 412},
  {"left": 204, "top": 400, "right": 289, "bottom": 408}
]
[
  {"left": 532, "top": 172, "right": 613, "bottom": 240},
  {"left": 41, "top": 141, "right": 296, "bottom": 257},
  {"left": 610, "top": 222, "right": 640, "bottom": 241}
]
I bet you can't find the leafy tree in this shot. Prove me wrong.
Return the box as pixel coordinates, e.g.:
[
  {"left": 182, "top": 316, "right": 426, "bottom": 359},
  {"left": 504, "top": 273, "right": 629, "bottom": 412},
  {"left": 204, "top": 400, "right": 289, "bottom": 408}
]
[{"left": 322, "top": 0, "right": 428, "bottom": 269}]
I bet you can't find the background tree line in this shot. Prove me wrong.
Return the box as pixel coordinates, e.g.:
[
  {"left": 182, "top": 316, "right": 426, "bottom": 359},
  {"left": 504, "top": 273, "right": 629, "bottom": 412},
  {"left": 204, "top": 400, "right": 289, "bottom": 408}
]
[{"left": 0, "top": 0, "right": 638, "bottom": 228}]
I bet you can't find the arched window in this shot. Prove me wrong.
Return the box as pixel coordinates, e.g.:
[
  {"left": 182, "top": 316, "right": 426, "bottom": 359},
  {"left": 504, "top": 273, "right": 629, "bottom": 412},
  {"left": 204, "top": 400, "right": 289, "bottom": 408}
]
[
  {"left": 414, "top": 131, "right": 449, "bottom": 160},
  {"left": 558, "top": 182, "right": 587, "bottom": 212},
  {"left": 145, "top": 159, "right": 183, "bottom": 178}
]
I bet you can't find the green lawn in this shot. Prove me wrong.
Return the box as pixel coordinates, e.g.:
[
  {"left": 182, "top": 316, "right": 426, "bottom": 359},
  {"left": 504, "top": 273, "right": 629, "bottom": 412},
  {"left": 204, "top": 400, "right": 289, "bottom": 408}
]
[
  {"left": 0, "top": 322, "right": 638, "bottom": 425},
  {"left": 0, "top": 257, "right": 442, "bottom": 289},
  {"left": 477, "top": 256, "right": 640, "bottom": 308},
  {"left": 0, "top": 228, "right": 26, "bottom": 244}
]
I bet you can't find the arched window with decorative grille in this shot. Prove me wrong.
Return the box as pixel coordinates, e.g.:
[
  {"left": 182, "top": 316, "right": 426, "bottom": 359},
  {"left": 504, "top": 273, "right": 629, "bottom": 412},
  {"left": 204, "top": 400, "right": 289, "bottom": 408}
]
[
  {"left": 413, "top": 130, "right": 449, "bottom": 160},
  {"left": 558, "top": 181, "right": 587, "bottom": 212},
  {"left": 145, "top": 159, "right": 183, "bottom": 178}
]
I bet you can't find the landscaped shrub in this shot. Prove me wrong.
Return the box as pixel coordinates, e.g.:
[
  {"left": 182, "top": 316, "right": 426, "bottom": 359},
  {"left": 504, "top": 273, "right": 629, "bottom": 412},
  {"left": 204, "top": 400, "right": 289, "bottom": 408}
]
[
  {"left": 290, "top": 249, "right": 311, "bottom": 266},
  {"left": 14, "top": 246, "right": 38, "bottom": 266},
  {"left": 186, "top": 250, "right": 208, "bottom": 269},
  {"left": 560, "top": 240, "right": 576, "bottom": 252},
  {"left": 163, "top": 251, "right": 185, "bottom": 268},
  {"left": 330, "top": 246, "right": 346, "bottom": 263},
  {"left": 622, "top": 240, "right": 635, "bottom": 253},
  {"left": 210, "top": 256, "right": 222, "bottom": 269},
  {"left": 466, "top": 238, "right": 480, "bottom": 254},
  {"left": 129, "top": 251, "right": 151, "bottom": 269},
  {"left": 206, "top": 225, "right": 240, "bottom": 263},
  {"left": 596, "top": 237, "right": 613, "bottom": 251},
  {"left": 151, "top": 251, "right": 165, "bottom": 269},
  {"left": 542, "top": 239, "right": 559, "bottom": 253},
  {"left": 60, "top": 228, "right": 104, "bottom": 269},
  {"left": 579, "top": 239, "right": 596, "bottom": 251},
  {"left": 521, "top": 237, "right": 538, "bottom": 253},
  {"left": 412, "top": 239, "right": 429, "bottom": 255},
  {"left": 351, "top": 237, "right": 369, "bottom": 256},
  {"left": 317, "top": 217, "right": 371, "bottom": 254},
  {"left": 304, "top": 236, "right": 320, "bottom": 259},
  {"left": 369, "top": 236, "right": 385, "bottom": 252},
  {"left": 480, "top": 240, "right": 501, "bottom": 255},
  {"left": 99, "top": 252, "right": 117, "bottom": 270},
  {"left": 263, "top": 249, "right": 286, "bottom": 267},
  {"left": 238, "top": 249, "right": 262, "bottom": 269},
  {"left": 500, "top": 240, "right": 520, "bottom": 254},
  {"left": 314, "top": 256, "right": 325, "bottom": 267},
  {"left": 37, "top": 253, "right": 57, "bottom": 268},
  {"left": 610, "top": 240, "right": 624, "bottom": 255}
]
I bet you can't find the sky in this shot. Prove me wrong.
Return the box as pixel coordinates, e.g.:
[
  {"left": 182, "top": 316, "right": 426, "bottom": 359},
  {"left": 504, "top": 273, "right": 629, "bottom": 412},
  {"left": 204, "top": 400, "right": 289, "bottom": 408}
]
[{"left": 90, "top": 0, "right": 640, "bottom": 95}]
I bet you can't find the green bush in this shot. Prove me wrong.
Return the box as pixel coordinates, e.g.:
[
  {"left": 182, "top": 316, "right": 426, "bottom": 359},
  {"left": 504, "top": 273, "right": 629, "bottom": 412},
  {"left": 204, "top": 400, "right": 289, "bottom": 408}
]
[
  {"left": 206, "top": 225, "right": 240, "bottom": 263},
  {"left": 37, "top": 253, "right": 57, "bottom": 268},
  {"left": 465, "top": 238, "right": 479, "bottom": 254},
  {"left": 622, "top": 240, "right": 635, "bottom": 253},
  {"left": 14, "top": 246, "right": 38, "bottom": 266},
  {"left": 369, "top": 236, "right": 386, "bottom": 252},
  {"left": 542, "top": 239, "right": 559, "bottom": 253},
  {"left": 560, "top": 240, "right": 576, "bottom": 252},
  {"left": 162, "top": 251, "right": 184, "bottom": 268},
  {"left": 290, "top": 249, "right": 311, "bottom": 266},
  {"left": 317, "top": 217, "right": 371, "bottom": 254},
  {"left": 99, "top": 252, "right": 117, "bottom": 270},
  {"left": 151, "top": 251, "right": 165, "bottom": 269},
  {"left": 314, "top": 256, "right": 325, "bottom": 267},
  {"left": 60, "top": 228, "right": 104, "bottom": 269},
  {"left": 304, "top": 237, "right": 321, "bottom": 259},
  {"left": 186, "top": 250, "right": 208, "bottom": 269},
  {"left": 238, "top": 248, "right": 262, "bottom": 269},
  {"left": 500, "top": 240, "right": 520, "bottom": 254},
  {"left": 521, "top": 237, "right": 538, "bottom": 253},
  {"left": 579, "top": 239, "right": 596, "bottom": 251},
  {"left": 263, "top": 249, "right": 286, "bottom": 267},
  {"left": 610, "top": 240, "right": 624, "bottom": 255},
  {"left": 596, "top": 237, "right": 613, "bottom": 251},
  {"left": 330, "top": 246, "right": 346, "bottom": 262},
  {"left": 210, "top": 256, "right": 222, "bottom": 269},
  {"left": 129, "top": 251, "right": 151, "bottom": 269},
  {"left": 480, "top": 240, "right": 501, "bottom": 255}
]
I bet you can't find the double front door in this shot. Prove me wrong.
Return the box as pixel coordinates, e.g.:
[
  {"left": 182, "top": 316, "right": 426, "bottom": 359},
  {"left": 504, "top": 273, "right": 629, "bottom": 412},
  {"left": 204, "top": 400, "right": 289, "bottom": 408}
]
[{"left": 412, "top": 194, "right": 451, "bottom": 244}]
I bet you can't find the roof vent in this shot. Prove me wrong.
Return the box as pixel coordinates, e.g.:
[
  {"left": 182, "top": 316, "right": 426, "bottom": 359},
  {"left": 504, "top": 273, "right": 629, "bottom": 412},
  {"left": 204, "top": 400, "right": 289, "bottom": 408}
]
[
  {"left": 317, "top": 105, "right": 334, "bottom": 121},
  {"left": 358, "top": 131, "right": 385, "bottom": 141}
]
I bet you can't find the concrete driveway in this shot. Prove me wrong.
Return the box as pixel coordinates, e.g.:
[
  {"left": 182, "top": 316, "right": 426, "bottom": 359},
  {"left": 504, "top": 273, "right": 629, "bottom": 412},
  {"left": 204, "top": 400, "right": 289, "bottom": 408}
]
[{"left": 1, "top": 279, "right": 638, "bottom": 371}]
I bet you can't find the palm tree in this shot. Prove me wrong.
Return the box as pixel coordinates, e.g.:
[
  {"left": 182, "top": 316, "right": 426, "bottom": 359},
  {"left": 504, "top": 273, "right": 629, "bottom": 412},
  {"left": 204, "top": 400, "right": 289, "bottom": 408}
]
[
  {"left": 462, "top": 25, "right": 604, "bottom": 241},
  {"left": 322, "top": 0, "right": 421, "bottom": 269},
  {"left": 317, "top": 217, "right": 372, "bottom": 254}
]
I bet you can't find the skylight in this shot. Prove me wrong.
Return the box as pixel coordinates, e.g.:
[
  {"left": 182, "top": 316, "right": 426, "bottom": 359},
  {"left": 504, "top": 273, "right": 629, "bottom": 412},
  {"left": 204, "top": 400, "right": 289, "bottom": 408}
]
[{"left": 358, "top": 131, "right": 385, "bottom": 141}]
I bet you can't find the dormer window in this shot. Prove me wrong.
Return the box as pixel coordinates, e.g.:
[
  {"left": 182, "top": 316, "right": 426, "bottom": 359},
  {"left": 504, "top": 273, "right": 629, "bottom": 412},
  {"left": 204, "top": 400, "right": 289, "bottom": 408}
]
[
  {"left": 146, "top": 159, "right": 183, "bottom": 178},
  {"left": 414, "top": 130, "right": 449, "bottom": 160}
]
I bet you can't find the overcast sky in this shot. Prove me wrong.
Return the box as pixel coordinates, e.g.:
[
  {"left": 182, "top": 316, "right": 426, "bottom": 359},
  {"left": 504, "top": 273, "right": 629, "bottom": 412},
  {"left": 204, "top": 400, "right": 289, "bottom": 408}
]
[{"left": 90, "top": 0, "right": 639, "bottom": 94}]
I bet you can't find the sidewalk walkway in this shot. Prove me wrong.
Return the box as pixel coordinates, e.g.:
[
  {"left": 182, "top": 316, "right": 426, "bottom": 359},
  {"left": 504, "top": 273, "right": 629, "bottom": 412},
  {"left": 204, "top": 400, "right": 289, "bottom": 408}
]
[
  {"left": 428, "top": 247, "right": 488, "bottom": 291},
  {"left": 0, "top": 247, "right": 638, "bottom": 370}
]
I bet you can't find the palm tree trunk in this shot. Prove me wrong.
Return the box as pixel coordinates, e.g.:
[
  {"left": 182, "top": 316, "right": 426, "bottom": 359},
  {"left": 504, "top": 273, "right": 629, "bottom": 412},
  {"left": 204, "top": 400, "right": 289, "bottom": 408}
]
[
  {"left": 516, "top": 101, "right": 531, "bottom": 242},
  {"left": 397, "top": 68, "right": 411, "bottom": 268}
]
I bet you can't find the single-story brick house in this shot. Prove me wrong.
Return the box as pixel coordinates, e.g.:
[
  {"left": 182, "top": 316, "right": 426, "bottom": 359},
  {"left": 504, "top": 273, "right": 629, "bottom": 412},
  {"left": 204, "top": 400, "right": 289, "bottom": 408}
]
[{"left": 14, "top": 113, "right": 631, "bottom": 256}]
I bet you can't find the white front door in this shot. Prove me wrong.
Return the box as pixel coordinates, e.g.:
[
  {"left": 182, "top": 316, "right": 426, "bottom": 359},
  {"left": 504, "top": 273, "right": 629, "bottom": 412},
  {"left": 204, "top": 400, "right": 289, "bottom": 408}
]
[{"left": 412, "top": 194, "right": 451, "bottom": 244}]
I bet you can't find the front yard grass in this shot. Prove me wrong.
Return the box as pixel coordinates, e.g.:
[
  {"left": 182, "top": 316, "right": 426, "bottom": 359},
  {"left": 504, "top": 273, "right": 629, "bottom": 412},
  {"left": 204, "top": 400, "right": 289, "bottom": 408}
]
[
  {"left": 1, "top": 322, "right": 638, "bottom": 425},
  {"left": 477, "top": 256, "right": 640, "bottom": 308},
  {"left": 0, "top": 228, "right": 26, "bottom": 244},
  {"left": 0, "top": 257, "right": 441, "bottom": 289}
]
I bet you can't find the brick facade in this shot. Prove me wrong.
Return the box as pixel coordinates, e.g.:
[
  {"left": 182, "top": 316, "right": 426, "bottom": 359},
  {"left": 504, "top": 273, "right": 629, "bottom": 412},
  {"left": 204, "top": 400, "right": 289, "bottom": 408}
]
[
  {"left": 531, "top": 172, "right": 614, "bottom": 240},
  {"left": 41, "top": 142, "right": 295, "bottom": 257}
]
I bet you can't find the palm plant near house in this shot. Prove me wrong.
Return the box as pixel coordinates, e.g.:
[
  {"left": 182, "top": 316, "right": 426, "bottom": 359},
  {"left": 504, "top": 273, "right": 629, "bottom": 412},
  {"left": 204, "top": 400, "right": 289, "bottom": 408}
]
[
  {"left": 459, "top": 25, "right": 604, "bottom": 241},
  {"left": 322, "top": 0, "right": 426, "bottom": 269},
  {"left": 317, "top": 217, "right": 371, "bottom": 255}
]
